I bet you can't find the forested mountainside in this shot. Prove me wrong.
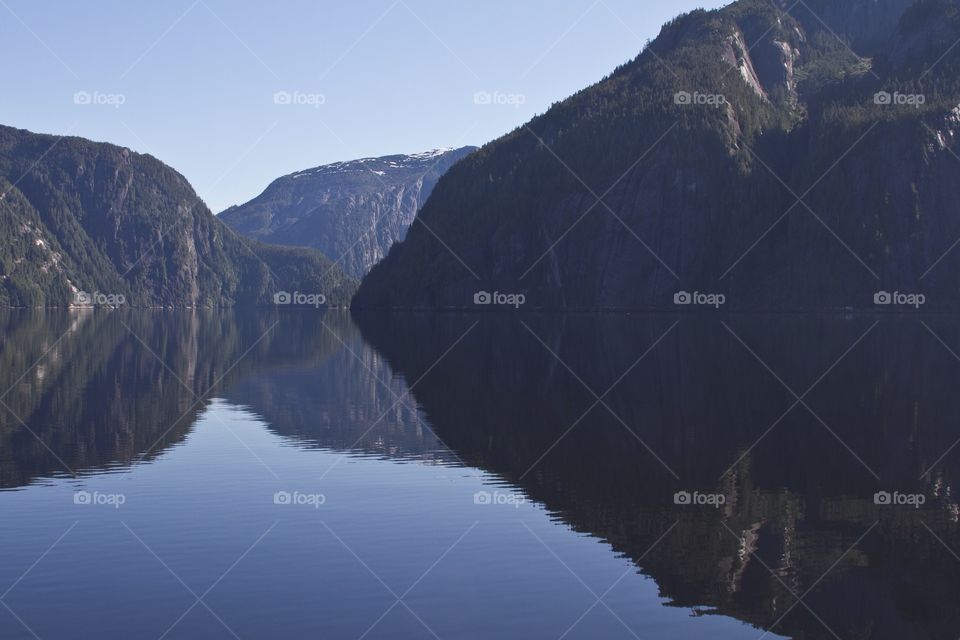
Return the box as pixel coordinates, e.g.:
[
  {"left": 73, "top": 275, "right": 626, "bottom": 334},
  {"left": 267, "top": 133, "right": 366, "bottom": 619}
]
[
  {"left": 0, "top": 126, "right": 355, "bottom": 307},
  {"left": 355, "top": 0, "right": 960, "bottom": 311}
]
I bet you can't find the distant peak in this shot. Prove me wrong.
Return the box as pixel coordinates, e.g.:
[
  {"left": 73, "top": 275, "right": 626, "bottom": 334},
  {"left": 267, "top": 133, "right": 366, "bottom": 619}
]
[
  {"left": 406, "top": 147, "right": 457, "bottom": 159},
  {"left": 288, "top": 147, "right": 471, "bottom": 180}
]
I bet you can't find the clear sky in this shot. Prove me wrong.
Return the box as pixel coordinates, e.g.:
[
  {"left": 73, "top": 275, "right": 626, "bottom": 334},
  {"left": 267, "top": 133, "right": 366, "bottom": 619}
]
[{"left": 1, "top": 0, "right": 728, "bottom": 213}]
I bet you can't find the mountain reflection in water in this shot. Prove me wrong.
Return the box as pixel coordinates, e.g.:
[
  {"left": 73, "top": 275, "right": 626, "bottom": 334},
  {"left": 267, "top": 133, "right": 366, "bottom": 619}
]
[{"left": 0, "top": 309, "right": 958, "bottom": 639}]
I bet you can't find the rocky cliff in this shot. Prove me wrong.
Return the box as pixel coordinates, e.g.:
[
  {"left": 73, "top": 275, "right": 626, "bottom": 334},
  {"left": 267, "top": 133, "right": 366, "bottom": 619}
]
[{"left": 219, "top": 147, "right": 476, "bottom": 278}]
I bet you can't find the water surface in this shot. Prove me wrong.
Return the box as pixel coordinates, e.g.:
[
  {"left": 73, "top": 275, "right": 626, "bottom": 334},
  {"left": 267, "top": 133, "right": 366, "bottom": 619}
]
[{"left": 1, "top": 309, "right": 958, "bottom": 639}]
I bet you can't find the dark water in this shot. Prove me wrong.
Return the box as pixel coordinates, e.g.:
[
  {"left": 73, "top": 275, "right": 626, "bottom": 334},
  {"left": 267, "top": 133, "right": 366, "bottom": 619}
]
[{"left": 0, "top": 310, "right": 958, "bottom": 639}]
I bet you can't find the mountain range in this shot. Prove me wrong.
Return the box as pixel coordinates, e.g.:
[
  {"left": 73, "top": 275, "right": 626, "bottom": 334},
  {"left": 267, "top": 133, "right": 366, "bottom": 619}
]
[
  {"left": 6, "top": 0, "right": 960, "bottom": 310},
  {"left": 0, "top": 125, "right": 355, "bottom": 307},
  {"left": 354, "top": 0, "right": 960, "bottom": 311},
  {"left": 219, "top": 147, "right": 476, "bottom": 278}
]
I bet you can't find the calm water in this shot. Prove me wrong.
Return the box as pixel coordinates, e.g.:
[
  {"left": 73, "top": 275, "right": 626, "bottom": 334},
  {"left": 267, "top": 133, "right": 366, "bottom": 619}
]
[{"left": 0, "top": 310, "right": 958, "bottom": 639}]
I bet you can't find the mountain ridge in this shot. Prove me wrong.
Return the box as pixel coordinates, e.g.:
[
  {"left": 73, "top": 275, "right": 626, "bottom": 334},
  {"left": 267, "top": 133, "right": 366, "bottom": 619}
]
[
  {"left": 219, "top": 146, "right": 476, "bottom": 278},
  {"left": 353, "top": 0, "right": 960, "bottom": 311},
  {"left": 0, "top": 125, "right": 356, "bottom": 307}
]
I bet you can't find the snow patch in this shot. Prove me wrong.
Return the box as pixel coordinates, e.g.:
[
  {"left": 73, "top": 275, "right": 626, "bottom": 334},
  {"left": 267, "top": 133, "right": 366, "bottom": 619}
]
[{"left": 287, "top": 148, "right": 459, "bottom": 180}]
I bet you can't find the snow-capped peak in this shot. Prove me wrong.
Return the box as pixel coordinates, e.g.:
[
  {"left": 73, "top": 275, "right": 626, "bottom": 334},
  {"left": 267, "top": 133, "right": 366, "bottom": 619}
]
[{"left": 289, "top": 148, "right": 463, "bottom": 179}]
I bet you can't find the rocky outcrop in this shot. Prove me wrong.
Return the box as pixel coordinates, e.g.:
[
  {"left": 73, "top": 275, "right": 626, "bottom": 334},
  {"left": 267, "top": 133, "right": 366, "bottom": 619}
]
[{"left": 219, "top": 147, "right": 476, "bottom": 278}]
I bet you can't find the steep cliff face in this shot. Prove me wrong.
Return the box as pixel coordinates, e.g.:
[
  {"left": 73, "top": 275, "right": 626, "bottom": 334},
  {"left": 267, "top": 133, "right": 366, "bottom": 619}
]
[
  {"left": 0, "top": 126, "right": 356, "bottom": 307},
  {"left": 219, "top": 147, "right": 476, "bottom": 278},
  {"left": 355, "top": 0, "right": 960, "bottom": 311}
]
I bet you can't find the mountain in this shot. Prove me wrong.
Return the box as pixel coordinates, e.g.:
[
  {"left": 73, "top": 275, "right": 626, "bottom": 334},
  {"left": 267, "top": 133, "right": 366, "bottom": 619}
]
[
  {"left": 219, "top": 146, "right": 476, "bottom": 278},
  {"left": 0, "top": 125, "right": 356, "bottom": 307},
  {"left": 354, "top": 0, "right": 960, "bottom": 311}
]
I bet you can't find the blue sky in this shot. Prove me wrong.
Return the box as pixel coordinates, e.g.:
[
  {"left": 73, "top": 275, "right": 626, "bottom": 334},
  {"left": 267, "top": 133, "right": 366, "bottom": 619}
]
[{"left": 1, "top": 0, "right": 727, "bottom": 212}]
